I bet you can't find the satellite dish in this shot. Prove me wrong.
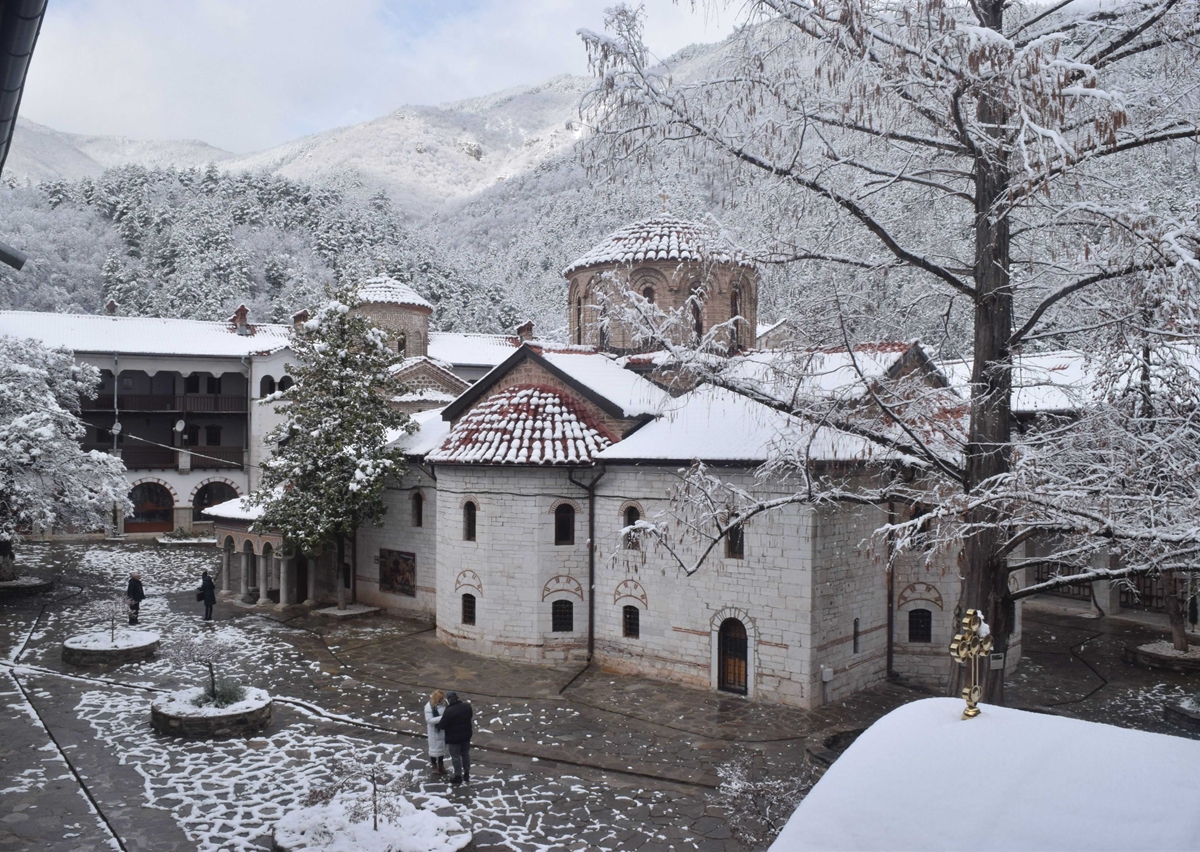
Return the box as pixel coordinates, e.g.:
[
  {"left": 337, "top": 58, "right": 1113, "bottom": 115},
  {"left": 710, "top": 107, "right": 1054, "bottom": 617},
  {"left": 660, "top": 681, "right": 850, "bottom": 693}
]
[
  {"left": 174, "top": 420, "right": 186, "bottom": 433},
  {"left": 110, "top": 421, "right": 122, "bottom": 435}
]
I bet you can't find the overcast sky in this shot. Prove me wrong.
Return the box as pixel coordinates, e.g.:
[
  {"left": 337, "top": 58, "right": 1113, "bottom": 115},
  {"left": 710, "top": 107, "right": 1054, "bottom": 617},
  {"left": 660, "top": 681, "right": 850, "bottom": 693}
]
[{"left": 18, "top": 0, "right": 740, "bottom": 155}]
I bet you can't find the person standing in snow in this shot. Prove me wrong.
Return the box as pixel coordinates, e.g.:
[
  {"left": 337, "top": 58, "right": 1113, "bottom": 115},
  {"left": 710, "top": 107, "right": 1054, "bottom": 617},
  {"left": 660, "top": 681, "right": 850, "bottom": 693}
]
[
  {"left": 126, "top": 572, "right": 145, "bottom": 625},
  {"left": 198, "top": 570, "right": 216, "bottom": 621},
  {"left": 424, "top": 689, "right": 449, "bottom": 775},
  {"left": 435, "top": 691, "right": 473, "bottom": 786}
]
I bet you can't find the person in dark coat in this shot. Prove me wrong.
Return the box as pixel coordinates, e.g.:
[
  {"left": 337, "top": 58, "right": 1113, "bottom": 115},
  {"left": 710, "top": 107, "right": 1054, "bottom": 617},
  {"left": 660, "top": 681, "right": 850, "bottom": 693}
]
[
  {"left": 434, "top": 691, "right": 473, "bottom": 786},
  {"left": 126, "top": 572, "right": 145, "bottom": 625},
  {"left": 199, "top": 570, "right": 216, "bottom": 621}
]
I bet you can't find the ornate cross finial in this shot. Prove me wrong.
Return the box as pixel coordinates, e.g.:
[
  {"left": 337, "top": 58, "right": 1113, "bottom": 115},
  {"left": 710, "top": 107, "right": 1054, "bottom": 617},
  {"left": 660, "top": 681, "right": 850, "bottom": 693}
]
[
  {"left": 949, "top": 609, "right": 993, "bottom": 719},
  {"left": 659, "top": 189, "right": 669, "bottom": 212}
]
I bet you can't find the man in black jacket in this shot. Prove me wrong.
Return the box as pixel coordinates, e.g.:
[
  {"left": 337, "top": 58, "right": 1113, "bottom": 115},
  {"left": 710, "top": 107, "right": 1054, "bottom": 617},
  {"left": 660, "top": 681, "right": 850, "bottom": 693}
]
[
  {"left": 434, "top": 691, "right": 473, "bottom": 786},
  {"left": 126, "top": 572, "right": 146, "bottom": 625}
]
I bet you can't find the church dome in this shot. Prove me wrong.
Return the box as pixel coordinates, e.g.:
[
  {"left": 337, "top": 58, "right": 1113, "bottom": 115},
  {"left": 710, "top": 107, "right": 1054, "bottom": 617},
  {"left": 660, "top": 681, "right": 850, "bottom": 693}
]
[
  {"left": 562, "top": 217, "right": 753, "bottom": 277},
  {"left": 357, "top": 276, "right": 434, "bottom": 312}
]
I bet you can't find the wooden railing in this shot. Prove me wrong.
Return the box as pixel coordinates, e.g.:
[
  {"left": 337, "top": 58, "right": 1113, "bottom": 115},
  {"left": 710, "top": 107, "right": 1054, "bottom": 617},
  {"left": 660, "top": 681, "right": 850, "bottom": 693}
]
[
  {"left": 81, "top": 395, "right": 248, "bottom": 413},
  {"left": 119, "top": 447, "right": 177, "bottom": 469},
  {"left": 190, "top": 447, "right": 244, "bottom": 469}
]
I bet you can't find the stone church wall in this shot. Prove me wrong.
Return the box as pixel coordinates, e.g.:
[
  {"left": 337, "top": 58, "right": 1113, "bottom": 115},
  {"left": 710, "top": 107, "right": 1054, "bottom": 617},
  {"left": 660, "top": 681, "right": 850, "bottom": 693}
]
[
  {"left": 354, "top": 466, "right": 438, "bottom": 619},
  {"left": 354, "top": 302, "right": 431, "bottom": 359}
]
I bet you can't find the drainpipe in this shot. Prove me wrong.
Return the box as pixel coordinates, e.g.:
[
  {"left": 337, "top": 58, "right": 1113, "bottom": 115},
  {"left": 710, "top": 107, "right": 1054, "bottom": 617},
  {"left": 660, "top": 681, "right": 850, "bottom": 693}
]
[
  {"left": 569, "top": 463, "right": 606, "bottom": 661},
  {"left": 886, "top": 500, "right": 896, "bottom": 679}
]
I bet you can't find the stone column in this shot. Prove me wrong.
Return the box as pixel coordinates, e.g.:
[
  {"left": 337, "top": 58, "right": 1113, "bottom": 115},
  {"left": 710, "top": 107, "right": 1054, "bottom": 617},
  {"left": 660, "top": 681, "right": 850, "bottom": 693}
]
[
  {"left": 305, "top": 560, "right": 317, "bottom": 607},
  {"left": 240, "top": 551, "right": 250, "bottom": 601},
  {"left": 257, "top": 552, "right": 271, "bottom": 605},
  {"left": 279, "top": 556, "right": 292, "bottom": 607},
  {"left": 219, "top": 549, "right": 230, "bottom": 593},
  {"left": 1090, "top": 550, "right": 1121, "bottom": 616}
]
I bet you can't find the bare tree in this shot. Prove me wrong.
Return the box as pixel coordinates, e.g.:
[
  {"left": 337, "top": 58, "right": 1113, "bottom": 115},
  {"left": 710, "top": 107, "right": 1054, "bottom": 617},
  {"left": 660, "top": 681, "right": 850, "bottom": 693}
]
[
  {"left": 97, "top": 595, "right": 128, "bottom": 643},
  {"left": 164, "top": 632, "right": 242, "bottom": 706},
  {"left": 580, "top": 1, "right": 1200, "bottom": 699},
  {"left": 302, "top": 750, "right": 410, "bottom": 832}
]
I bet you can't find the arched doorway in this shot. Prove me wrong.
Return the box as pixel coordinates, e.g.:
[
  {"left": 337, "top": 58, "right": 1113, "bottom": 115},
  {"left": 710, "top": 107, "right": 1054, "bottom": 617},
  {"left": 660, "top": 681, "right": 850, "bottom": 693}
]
[
  {"left": 126, "top": 482, "right": 174, "bottom": 533},
  {"left": 192, "top": 481, "right": 238, "bottom": 521},
  {"left": 717, "top": 618, "right": 748, "bottom": 694}
]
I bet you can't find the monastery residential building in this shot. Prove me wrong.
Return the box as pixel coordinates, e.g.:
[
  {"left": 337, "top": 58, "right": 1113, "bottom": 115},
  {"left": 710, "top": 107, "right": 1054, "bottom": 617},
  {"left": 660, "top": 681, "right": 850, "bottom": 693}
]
[{"left": 199, "top": 218, "right": 1006, "bottom": 708}]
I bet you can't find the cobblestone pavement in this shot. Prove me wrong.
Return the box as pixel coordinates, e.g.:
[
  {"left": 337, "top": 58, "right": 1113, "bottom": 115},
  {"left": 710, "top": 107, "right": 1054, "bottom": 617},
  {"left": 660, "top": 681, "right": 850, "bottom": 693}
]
[{"left": 1, "top": 543, "right": 1195, "bottom": 851}]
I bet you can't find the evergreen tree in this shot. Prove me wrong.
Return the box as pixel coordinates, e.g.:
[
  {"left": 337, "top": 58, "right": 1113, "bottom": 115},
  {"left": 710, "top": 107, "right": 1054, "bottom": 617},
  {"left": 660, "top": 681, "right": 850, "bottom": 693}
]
[{"left": 251, "top": 288, "right": 411, "bottom": 608}]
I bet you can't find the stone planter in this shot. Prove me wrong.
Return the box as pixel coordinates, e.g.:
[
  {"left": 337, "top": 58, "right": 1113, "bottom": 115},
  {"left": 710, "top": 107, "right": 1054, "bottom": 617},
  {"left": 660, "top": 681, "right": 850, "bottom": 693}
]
[
  {"left": 1123, "top": 642, "right": 1200, "bottom": 675},
  {"left": 0, "top": 576, "right": 55, "bottom": 598},
  {"left": 62, "top": 630, "right": 160, "bottom": 666},
  {"left": 1164, "top": 700, "right": 1200, "bottom": 735},
  {"left": 150, "top": 686, "right": 272, "bottom": 738}
]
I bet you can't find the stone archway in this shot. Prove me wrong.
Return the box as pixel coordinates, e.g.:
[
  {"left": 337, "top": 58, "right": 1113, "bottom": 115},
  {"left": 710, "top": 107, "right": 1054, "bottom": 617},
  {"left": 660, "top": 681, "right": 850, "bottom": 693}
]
[{"left": 126, "top": 481, "right": 175, "bottom": 533}]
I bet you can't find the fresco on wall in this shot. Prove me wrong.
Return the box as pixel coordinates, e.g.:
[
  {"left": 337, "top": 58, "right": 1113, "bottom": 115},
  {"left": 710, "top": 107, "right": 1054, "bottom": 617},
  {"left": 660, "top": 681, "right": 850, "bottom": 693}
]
[{"left": 380, "top": 549, "right": 416, "bottom": 597}]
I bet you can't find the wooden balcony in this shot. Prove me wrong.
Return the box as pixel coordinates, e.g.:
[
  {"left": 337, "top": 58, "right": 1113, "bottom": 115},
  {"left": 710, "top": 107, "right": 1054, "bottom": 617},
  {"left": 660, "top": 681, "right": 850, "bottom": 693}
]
[
  {"left": 82, "top": 395, "right": 248, "bottom": 413},
  {"left": 82, "top": 445, "right": 244, "bottom": 470},
  {"left": 190, "top": 447, "right": 244, "bottom": 469},
  {"left": 119, "top": 447, "right": 177, "bottom": 469}
]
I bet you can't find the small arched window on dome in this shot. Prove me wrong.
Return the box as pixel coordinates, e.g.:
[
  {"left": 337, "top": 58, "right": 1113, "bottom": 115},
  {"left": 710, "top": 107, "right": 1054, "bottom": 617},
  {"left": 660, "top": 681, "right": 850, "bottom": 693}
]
[
  {"left": 397, "top": 332, "right": 407, "bottom": 355},
  {"left": 641, "top": 286, "right": 655, "bottom": 304},
  {"left": 689, "top": 287, "right": 704, "bottom": 340},
  {"left": 730, "top": 287, "right": 743, "bottom": 352},
  {"left": 575, "top": 299, "right": 583, "bottom": 345},
  {"left": 623, "top": 505, "right": 641, "bottom": 550}
]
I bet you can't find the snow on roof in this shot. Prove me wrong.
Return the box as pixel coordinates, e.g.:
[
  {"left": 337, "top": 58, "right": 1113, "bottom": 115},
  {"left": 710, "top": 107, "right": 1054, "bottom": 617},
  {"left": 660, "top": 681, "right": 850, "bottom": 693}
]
[
  {"left": 428, "top": 384, "right": 614, "bottom": 465},
  {"left": 597, "top": 384, "right": 886, "bottom": 464},
  {"left": 357, "top": 276, "right": 434, "bottom": 311},
  {"left": 387, "top": 407, "right": 452, "bottom": 456},
  {"left": 395, "top": 389, "right": 459, "bottom": 404},
  {"left": 940, "top": 350, "right": 1089, "bottom": 414},
  {"left": 771, "top": 697, "right": 1200, "bottom": 852},
  {"left": 539, "top": 351, "right": 668, "bottom": 418},
  {"left": 202, "top": 495, "right": 262, "bottom": 522},
  {"left": 562, "top": 217, "right": 754, "bottom": 276},
  {"left": 756, "top": 319, "right": 787, "bottom": 338},
  {"left": 427, "top": 332, "right": 520, "bottom": 367},
  {"left": 730, "top": 341, "right": 919, "bottom": 403},
  {"left": 0, "top": 310, "right": 292, "bottom": 358}
]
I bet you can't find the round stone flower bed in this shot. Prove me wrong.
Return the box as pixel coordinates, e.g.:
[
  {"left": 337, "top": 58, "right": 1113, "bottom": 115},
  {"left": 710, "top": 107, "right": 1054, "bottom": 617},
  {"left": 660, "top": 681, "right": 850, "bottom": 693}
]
[
  {"left": 1123, "top": 640, "right": 1200, "bottom": 674},
  {"left": 1164, "top": 698, "right": 1200, "bottom": 734},
  {"left": 272, "top": 795, "right": 473, "bottom": 852},
  {"left": 0, "top": 575, "right": 55, "bottom": 598},
  {"left": 62, "top": 629, "right": 160, "bottom": 667},
  {"left": 150, "top": 685, "right": 272, "bottom": 739}
]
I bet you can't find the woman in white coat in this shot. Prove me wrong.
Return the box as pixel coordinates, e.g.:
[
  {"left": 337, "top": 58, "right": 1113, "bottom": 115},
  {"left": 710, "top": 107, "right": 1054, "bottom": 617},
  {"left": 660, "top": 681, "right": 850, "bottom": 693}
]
[{"left": 424, "top": 689, "right": 449, "bottom": 774}]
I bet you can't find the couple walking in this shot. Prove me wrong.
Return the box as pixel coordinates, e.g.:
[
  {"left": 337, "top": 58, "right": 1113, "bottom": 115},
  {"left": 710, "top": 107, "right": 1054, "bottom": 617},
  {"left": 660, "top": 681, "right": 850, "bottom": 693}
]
[{"left": 424, "top": 690, "right": 473, "bottom": 786}]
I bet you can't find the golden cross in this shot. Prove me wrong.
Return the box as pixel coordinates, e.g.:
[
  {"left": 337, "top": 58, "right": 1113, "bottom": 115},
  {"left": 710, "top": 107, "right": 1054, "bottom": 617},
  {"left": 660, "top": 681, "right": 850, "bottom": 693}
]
[
  {"left": 949, "top": 609, "right": 993, "bottom": 719},
  {"left": 659, "top": 189, "right": 669, "bottom": 212}
]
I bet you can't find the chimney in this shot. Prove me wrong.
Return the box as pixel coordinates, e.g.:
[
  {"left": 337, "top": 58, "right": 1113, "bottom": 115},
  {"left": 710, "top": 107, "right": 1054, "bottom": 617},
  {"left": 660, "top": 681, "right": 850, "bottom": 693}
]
[
  {"left": 229, "top": 304, "right": 251, "bottom": 336},
  {"left": 516, "top": 320, "right": 534, "bottom": 342},
  {"left": 104, "top": 299, "right": 118, "bottom": 316},
  {"left": 292, "top": 309, "right": 310, "bottom": 332}
]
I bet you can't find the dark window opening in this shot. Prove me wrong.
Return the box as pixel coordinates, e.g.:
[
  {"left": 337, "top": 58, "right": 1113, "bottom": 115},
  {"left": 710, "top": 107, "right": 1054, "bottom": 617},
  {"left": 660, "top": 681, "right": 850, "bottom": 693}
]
[
  {"left": 205, "top": 425, "right": 222, "bottom": 446},
  {"left": 575, "top": 300, "right": 583, "bottom": 345},
  {"left": 279, "top": 376, "right": 294, "bottom": 391},
  {"left": 462, "top": 593, "right": 476, "bottom": 625},
  {"left": 412, "top": 492, "right": 424, "bottom": 527},
  {"left": 193, "top": 481, "right": 238, "bottom": 522},
  {"left": 853, "top": 618, "right": 861, "bottom": 653},
  {"left": 260, "top": 376, "right": 276, "bottom": 397},
  {"left": 552, "top": 599, "right": 574, "bottom": 632},
  {"left": 623, "top": 605, "right": 640, "bottom": 639},
  {"left": 397, "top": 333, "right": 406, "bottom": 355},
  {"left": 121, "top": 376, "right": 134, "bottom": 390},
  {"left": 185, "top": 424, "right": 200, "bottom": 446},
  {"left": 463, "top": 501, "right": 477, "bottom": 541},
  {"left": 730, "top": 288, "right": 742, "bottom": 350},
  {"left": 185, "top": 374, "right": 200, "bottom": 394},
  {"left": 908, "top": 608, "right": 933, "bottom": 643},
  {"left": 725, "top": 523, "right": 744, "bottom": 559},
  {"left": 554, "top": 504, "right": 575, "bottom": 545},
  {"left": 623, "top": 505, "right": 641, "bottom": 550},
  {"left": 642, "top": 286, "right": 655, "bottom": 304},
  {"left": 207, "top": 375, "right": 221, "bottom": 395}
]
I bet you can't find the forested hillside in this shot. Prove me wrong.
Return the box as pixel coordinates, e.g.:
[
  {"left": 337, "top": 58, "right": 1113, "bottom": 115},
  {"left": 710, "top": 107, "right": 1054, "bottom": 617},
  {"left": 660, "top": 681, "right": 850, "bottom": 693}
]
[{"left": 0, "top": 165, "right": 517, "bottom": 333}]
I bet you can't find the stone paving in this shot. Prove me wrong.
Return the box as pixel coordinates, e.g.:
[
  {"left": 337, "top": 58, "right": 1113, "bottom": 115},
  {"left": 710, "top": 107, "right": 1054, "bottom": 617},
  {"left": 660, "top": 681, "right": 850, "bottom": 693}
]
[{"left": 1, "top": 542, "right": 1196, "bottom": 852}]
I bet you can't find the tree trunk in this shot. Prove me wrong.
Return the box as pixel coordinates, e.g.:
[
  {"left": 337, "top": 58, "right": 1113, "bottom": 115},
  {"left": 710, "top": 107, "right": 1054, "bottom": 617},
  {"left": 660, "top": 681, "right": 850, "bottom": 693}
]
[
  {"left": 207, "top": 660, "right": 216, "bottom": 698},
  {"left": 958, "top": 0, "right": 1015, "bottom": 706},
  {"left": 0, "top": 538, "right": 15, "bottom": 583},
  {"left": 336, "top": 534, "right": 346, "bottom": 611},
  {"left": 1165, "top": 573, "right": 1190, "bottom": 652}
]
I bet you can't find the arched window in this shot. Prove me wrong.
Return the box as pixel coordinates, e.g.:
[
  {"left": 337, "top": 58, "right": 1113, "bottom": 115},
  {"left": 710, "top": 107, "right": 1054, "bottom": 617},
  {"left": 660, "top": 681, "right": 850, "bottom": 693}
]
[
  {"left": 641, "top": 286, "right": 655, "bottom": 304},
  {"left": 575, "top": 299, "right": 583, "bottom": 345},
  {"left": 552, "top": 599, "right": 574, "bottom": 632},
  {"left": 730, "top": 288, "right": 742, "bottom": 351},
  {"left": 397, "top": 332, "right": 407, "bottom": 355},
  {"left": 462, "top": 593, "right": 476, "bottom": 625},
  {"left": 463, "top": 501, "right": 477, "bottom": 541},
  {"left": 691, "top": 297, "right": 704, "bottom": 339},
  {"left": 623, "top": 505, "right": 641, "bottom": 550},
  {"left": 412, "top": 492, "right": 424, "bottom": 527},
  {"left": 278, "top": 376, "right": 294, "bottom": 392},
  {"left": 554, "top": 504, "right": 575, "bottom": 546},
  {"left": 908, "top": 608, "right": 933, "bottom": 643},
  {"left": 853, "top": 617, "right": 861, "bottom": 653},
  {"left": 193, "top": 481, "right": 238, "bottom": 521},
  {"left": 259, "top": 376, "right": 276, "bottom": 397},
  {"left": 622, "top": 605, "right": 640, "bottom": 639},
  {"left": 126, "top": 482, "right": 173, "bottom": 532},
  {"left": 725, "top": 522, "right": 744, "bottom": 559}
]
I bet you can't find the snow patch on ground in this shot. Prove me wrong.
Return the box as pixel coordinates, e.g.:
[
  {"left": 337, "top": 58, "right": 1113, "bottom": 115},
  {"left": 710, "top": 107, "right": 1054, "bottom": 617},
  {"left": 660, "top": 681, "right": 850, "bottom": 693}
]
[
  {"left": 275, "top": 795, "right": 470, "bottom": 852},
  {"left": 1139, "top": 640, "right": 1200, "bottom": 659},
  {"left": 152, "top": 685, "right": 270, "bottom": 717},
  {"left": 63, "top": 630, "right": 159, "bottom": 651}
]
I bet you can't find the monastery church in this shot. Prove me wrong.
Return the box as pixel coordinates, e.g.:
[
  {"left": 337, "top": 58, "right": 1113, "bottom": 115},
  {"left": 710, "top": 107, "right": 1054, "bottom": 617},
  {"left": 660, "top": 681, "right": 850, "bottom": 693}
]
[{"left": 207, "top": 218, "right": 1007, "bottom": 708}]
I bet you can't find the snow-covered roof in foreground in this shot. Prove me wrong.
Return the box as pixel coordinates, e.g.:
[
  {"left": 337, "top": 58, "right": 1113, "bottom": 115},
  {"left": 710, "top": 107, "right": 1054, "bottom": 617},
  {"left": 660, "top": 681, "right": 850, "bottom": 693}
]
[
  {"left": 563, "top": 217, "right": 754, "bottom": 276},
  {"left": 428, "top": 332, "right": 520, "bottom": 367},
  {"left": 388, "top": 407, "right": 452, "bottom": 456},
  {"left": 202, "top": 495, "right": 262, "bottom": 522},
  {"left": 0, "top": 310, "right": 292, "bottom": 358},
  {"left": 771, "top": 697, "right": 1200, "bottom": 852},
  {"left": 540, "top": 351, "right": 668, "bottom": 418},
  {"left": 357, "top": 276, "right": 433, "bottom": 311},
  {"left": 428, "top": 385, "right": 613, "bottom": 465},
  {"left": 597, "top": 384, "right": 886, "bottom": 464},
  {"left": 941, "top": 350, "right": 1089, "bottom": 414}
]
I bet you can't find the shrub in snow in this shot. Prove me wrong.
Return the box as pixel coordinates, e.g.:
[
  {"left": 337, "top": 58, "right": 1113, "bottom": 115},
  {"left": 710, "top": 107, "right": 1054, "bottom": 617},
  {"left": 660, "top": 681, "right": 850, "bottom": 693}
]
[
  {"left": 97, "top": 594, "right": 130, "bottom": 643},
  {"left": 164, "top": 632, "right": 249, "bottom": 709}
]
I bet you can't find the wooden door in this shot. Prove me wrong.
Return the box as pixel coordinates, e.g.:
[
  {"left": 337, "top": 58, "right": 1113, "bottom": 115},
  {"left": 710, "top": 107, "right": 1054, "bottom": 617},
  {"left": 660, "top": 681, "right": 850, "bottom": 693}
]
[{"left": 718, "top": 618, "right": 748, "bottom": 694}]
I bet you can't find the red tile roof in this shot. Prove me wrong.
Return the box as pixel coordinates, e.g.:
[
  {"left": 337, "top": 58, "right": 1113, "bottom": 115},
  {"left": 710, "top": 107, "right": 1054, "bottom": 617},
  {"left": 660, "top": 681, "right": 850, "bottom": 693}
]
[{"left": 428, "top": 384, "right": 615, "bottom": 465}]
